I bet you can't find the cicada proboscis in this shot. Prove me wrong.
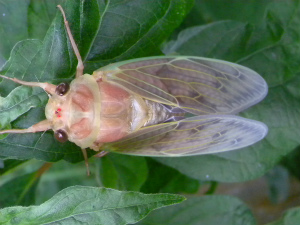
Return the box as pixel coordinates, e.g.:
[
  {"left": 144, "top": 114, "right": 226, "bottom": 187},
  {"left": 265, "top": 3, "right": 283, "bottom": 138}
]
[{"left": 0, "top": 5, "right": 268, "bottom": 174}]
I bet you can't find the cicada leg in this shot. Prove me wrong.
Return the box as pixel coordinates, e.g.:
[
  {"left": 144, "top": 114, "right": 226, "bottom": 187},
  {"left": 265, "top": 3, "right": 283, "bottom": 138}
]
[
  {"left": 57, "top": 5, "right": 84, "bottom": 78},
  {"left": 81, "top": 148, "right": 91, "bottom": 176},
  {"left": 0, "top": 119, "right": 52, "bottom": 135},
  {"left": 94, "top": 151, "right": 109, "bottom": 158}
]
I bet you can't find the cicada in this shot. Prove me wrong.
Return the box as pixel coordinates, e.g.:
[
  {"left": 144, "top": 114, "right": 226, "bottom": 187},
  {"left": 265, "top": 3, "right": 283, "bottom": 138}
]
[{"left": 0, "top": 6, "right": 268, "bottom": 166}]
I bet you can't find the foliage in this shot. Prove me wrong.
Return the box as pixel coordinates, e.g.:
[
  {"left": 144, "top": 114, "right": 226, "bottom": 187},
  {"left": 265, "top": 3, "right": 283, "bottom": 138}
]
[{"left": 0, "top": 0, "right": 300, "bottom": 224}]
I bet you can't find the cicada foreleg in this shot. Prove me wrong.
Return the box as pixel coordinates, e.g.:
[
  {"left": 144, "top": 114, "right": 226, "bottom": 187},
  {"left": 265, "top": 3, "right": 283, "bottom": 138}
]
[
  {"left": 57, "top": 5, "right": 84, "bottom": 78},
  {"left": 0, "top": 120, "right": 52, "bottom": 135},
  {"left": 0, "top": 75, "right": 56, "bottom": 135}
]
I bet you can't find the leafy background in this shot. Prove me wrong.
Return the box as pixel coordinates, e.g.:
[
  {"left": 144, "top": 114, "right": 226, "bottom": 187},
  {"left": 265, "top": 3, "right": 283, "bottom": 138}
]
[{"left": 0, "top": 0, "right": 300, "bottom": 224}]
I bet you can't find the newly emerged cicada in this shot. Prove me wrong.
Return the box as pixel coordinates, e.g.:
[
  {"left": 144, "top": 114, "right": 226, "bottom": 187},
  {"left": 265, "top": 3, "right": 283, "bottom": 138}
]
[{"left": 0, "top": 6, "right": 268, "bottom": 165}]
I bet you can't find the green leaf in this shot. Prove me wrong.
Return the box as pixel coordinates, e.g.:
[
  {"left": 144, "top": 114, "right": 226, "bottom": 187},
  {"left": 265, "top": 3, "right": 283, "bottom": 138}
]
[
  {"left": 173, "top": 0, "right": 275, "bottom": 38},
  {"left": 192, "top": 0, "right": 276, "bottom": 25},
  {"left": 35, "top": 160, "right": 99, "bottom": 204},
  {"left": 267, "top": 207, "right": 300, "bottom": 225},
  {"left": 0, "top": 86, "right": 48, "bottom": 129},
  {"left": 0, "top": 172, "right": 39, "bottom": 208},
  {"left": 98, "top": 153, "right": 148, "bottom": 191},
  {"left": 141, "top": 158, "right": 200, "bottom": 194},
  {"left": 0, "top": 0, "right": 61, "bottom": 68},
  {"left": 164, "top": 21, "right": 252, "bottom": 62},
  {"left": 136, "top": 195, "right": 256, "bottom": 225},
  {"left": 158, "top": 1, "right": 300, "bottom": 182},
  {"left": 0, "top": 159, "right": 26, "bottom": 175},
  {"left": 0, "top": 186, "right": 185, "bottom": 225},
  {"left": 28, "top": 0, "right": 63, "bottom": 40},
  {"left": 265, "top": 166, "right": 290, "bottom": 204},
  {"left": 281, "top": 146, "right": 300, "bottom": 180},
  {"left": 154, "top": 147, "right": 270, "bottom": 182},
  {"left": 0, "top": 0, "right": 30, "bottom": 67},
  {"left": 0, "top": 0, "right": 193, "bottom": 163},
  {"left": 0, "top": 40, "right": 43, "bottom": 96}
]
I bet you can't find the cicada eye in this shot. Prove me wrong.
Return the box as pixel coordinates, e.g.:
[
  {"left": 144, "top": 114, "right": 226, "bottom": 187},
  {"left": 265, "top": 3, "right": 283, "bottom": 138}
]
[
  {"left": 55, "top": 83, "right": 70, "bottom": 96},
  {"left": 54, "top": 129, "right": 68, "bottom": 143}
]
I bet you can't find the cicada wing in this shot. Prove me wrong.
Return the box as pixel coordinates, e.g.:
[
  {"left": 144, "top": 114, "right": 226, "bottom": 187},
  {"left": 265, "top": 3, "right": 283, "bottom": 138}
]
[
  {"left": 98, "top": 56, "right": 268, "bottom": 115},
  {"left": 101, "top": 115, "right": 268, "bottom": 156}
]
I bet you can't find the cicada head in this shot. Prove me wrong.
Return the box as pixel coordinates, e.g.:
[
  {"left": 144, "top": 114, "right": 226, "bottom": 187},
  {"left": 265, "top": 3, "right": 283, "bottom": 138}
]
[
  {"left": 0, "top": 74, "right": 101, "bottom": 150},
  {"left": 45, "top": 74, "right": 101, "bottom": 148}
]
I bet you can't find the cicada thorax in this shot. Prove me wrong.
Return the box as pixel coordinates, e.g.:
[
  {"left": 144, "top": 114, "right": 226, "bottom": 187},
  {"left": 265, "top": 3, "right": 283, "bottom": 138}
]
[{"left": 90, "top": 71, "right": 184, "bottom": 150}]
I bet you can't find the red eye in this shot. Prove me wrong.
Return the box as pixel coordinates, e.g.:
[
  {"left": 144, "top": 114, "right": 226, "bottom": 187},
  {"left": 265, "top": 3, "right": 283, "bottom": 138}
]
[{"left": 54, "top": 129, "right": 68, "bottom": 143}]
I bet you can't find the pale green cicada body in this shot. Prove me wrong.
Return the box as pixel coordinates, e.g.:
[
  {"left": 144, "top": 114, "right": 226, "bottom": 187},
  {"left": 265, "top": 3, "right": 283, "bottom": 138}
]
[{"left": 0, "top": 6, "right": 268, "bottom": 168}]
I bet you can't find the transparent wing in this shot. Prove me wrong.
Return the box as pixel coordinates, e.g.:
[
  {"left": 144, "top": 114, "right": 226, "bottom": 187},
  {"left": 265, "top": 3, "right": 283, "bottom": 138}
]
[
  {"left": 98, "top": 56, "right": 268, "bottom": 115},
  {"left": 101, "top": 115, "right": 268, "bottom": 156}
]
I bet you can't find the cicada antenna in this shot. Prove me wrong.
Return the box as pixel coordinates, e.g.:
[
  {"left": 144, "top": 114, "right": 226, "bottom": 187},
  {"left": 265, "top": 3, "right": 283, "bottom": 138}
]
[
  {"left": 57, "top": 5, "right": 84, "bottom": 78},
  {"left": 0, "top": 74, "right": 56, "bottom": 95}
]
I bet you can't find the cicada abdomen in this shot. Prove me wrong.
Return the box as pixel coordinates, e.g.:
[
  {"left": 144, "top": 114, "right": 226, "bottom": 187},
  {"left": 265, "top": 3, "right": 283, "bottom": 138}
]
[{"left": 0, "top": 5, "right": 268, "bottom": 162}]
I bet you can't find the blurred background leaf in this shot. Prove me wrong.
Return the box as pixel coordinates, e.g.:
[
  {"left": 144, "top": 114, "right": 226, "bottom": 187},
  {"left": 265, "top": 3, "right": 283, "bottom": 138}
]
[
  {"left": 140, "top": 158, "right": 200, "bottom": 194},
  {"left": 0, "top": 172, "right": 39, "bottom": 207},
  {"left": 98, "top": 154, "right": 148, "bottom": 191},
  {"left": 136, "top": 195, "right": 256, "bottom": 225},
  {"left": 267, "top": 207, "right": 300, "bottom": 225}
]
